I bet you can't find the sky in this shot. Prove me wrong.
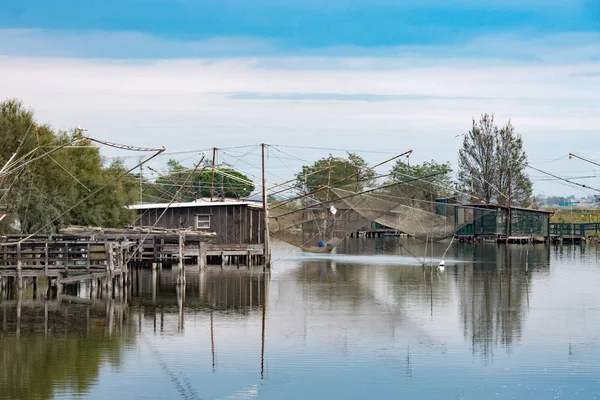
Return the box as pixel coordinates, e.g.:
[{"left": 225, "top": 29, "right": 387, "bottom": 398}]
[{"left": 1, "top": 0, "right": 600, "bottom": 196}]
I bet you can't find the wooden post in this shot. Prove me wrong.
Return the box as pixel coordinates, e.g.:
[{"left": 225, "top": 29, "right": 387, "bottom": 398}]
[
  {"left": 44, "top": 242, "right": 49, "bottom": 277},
  {"left": 86, "top": 243, "right": 91, "bottom": 272},
  {"left": 210, "top": 147, "right": 217, "bottom": 202},
  {"left": 33, "top": 277, "right": 38, "bottom": 299},
  {"left": 105, "top": 243, "right": 114, "bottom": 296},
  {"left": 506, "top": 167, "right": 512, "bottom": 244},
  {"left": 91, "top": 276, "right": 98, "bottom": 299},
  {"left": 198, "top": 242, "right": 205, "bottom": 271},
  {"left": 160, "top": 236, "right": 165, "bottom": 270},
  {"left": 16, "top": 243, "right": 22, "bottom": 290},
  {"left": 64, "top": 242, "right": 69, "bottom": 275},
  {"left": 16, "top": 286, "right": 22, "bottom": 336},
  {"left": 198, "top": 242, "right": 207, "bottom": 270},
  {"left": 261, "top": 143, "right": 271, "bottom": 268},
  {"left": 56, "top": 273, "right": 63, "bottom": 295},
  {"left": 177, "top": 232, "right": 185, "bottom": 285}
]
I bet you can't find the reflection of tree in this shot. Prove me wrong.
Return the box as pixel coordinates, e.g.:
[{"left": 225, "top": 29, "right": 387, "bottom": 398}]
[
  {"left": 289, "top": 259, "right": 451, "bottom": 316},
  {"left": 454, "top": 244, "right": 549, "bottom": 357},
  {"left": 0, "top": 301, "right": 134, "bottom": 400}
]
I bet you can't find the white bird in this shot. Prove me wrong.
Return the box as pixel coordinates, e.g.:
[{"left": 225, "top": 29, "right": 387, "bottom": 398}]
[{"left": 76, "top": 124, "right": 88, "bottom": 131}]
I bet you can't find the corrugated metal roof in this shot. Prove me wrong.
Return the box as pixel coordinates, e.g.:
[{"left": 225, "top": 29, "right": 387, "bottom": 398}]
[{"left": 128, "top": 200, "right": 263, "bottom": 210}]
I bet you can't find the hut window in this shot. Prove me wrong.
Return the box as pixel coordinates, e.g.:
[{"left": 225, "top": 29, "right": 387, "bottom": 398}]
[{"left": 196, "top": 214, "right": 211, "bottom": 229}]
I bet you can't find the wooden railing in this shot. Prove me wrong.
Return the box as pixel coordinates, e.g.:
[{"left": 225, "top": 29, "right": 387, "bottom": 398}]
[{"left": 549, "top": 222, "right": 600, "bottom": 237}]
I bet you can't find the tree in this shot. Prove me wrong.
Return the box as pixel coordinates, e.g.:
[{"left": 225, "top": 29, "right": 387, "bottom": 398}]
[
  {"left": 458, "top": 114, "right": 532, "bottom": 207},
  {"left": 389, "top": 159, "right": 454, "bottom": 210},
  {"left": 0, "top": 99, "right": 138, "bottom": 233},
  {"left": 197, "top": 167, "right": 254, "bottom": 199},
  {"left": 295, "top": 153, "right": 375, "bottom": 198},
  {"left": 145, "top": 160, "right": 254, "bottom": 202}
]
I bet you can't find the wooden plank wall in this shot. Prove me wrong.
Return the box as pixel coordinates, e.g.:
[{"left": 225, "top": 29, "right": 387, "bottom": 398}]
[{"left": 137, "top": 205, "right": 264, "bottom": 245}]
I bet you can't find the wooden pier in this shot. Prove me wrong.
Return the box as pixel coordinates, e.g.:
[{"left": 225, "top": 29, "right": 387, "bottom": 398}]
[
  {"left": 549, "top": 222, "right": 599, "bottom": 244},
  {"left": 0, "top": 227, "right": 267, "bottom": 295}
]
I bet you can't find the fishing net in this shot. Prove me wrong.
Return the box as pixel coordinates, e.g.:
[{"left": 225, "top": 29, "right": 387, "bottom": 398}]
[
  {"left": 331, "top": 186, "right": 495, "bottom": 241},
  {"left": 268, "top": 185, "right": 403, "bottom": 253}
]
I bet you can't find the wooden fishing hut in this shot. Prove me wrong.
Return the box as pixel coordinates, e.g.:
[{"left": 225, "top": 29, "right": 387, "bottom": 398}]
[
  {"left": 455, "top": 203, "right": 552, "bottom": 243},
  {"left": 129, "top": 199, "right": 267, "bottom": 266}
]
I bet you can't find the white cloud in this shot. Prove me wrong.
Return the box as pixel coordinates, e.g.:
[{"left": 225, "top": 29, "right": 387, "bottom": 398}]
[{"left": 0, "top": 30, "right": 599, "bottom": 195}]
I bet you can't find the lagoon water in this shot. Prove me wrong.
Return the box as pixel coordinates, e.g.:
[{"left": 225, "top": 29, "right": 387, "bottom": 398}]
[{"left": 2, "top": 238, "right": 600, "bottom": 399}]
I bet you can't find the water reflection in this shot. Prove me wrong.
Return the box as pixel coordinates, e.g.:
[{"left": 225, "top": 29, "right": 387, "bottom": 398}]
[
  {"left": 453, "top": 244, "right": 550, "bottom": 357},
  {"left": 129, "top": 268, "right": 268, "bottom": 322},
  {"left": 277, "top": 239, "right": 552, "bottom": 359},
  {"left": 2, "top": 239, "right": 600, "bottom": 399},
  {"left": 0, "top": 297, "right": 134, "bottom": 400}
]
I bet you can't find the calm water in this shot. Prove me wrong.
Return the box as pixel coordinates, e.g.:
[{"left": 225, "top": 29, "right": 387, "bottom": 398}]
[{"left": 2, "top": 238, "right": 600, "bottom": 399}]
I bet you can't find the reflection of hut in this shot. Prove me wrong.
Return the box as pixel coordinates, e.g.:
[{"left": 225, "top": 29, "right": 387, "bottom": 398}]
[
  {"left": 455, "top": 204, "right": 552, "bottom": 242},
  {"left": 131, "top": 269, "right": 267, "bottom": 314}
]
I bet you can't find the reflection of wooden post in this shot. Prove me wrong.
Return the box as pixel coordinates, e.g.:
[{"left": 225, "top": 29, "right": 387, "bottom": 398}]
[
  {"left": 199, "top": 267, "right": 205, "bottom": 300},
  {"left": 210, "top": 311, "right": 216, "bottom": 371},
  {"left": 2, "top": 296, "right": 6, "bottom": 332},
  {"left": 44, "top": 299, "right": 48, "bottom": 336},
  {"left": 107, "top": 299, "right": 115, "bottom": 336},
  {"left": 177, "top": 285, "right": 185, "bottom": 333},
  {"left": 16, "top": 287, "right": 22, "bottom": 336},
  {"left": 152, "top": 268, "right": 157, "bottom": 303},
  {"left": 260, "top": 272, "right": 268, "bottom": 379}
]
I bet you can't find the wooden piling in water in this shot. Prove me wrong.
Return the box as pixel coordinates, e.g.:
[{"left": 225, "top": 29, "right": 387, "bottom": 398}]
[{"left": 177, "top": 232, "right": 186, "bottom": 285}]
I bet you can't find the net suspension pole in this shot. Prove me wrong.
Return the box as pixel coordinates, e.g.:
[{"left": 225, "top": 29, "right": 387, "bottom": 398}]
[
  {"left": 139, "top": 157, "right": 143, "bottom": 205},
  {"left": 262, "top": 143, "right": 271, "bottom": 268},
  {"left": 210, "top": 147, "right": 217, "bottom": 202},
  {"left": 506, "top": 166, "right": 511, "bottom": 243}
]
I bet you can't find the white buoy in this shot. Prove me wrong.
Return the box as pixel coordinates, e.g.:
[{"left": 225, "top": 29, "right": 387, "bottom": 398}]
[{"left": 438, "top": 260, "right": 445, "bottom": 271}]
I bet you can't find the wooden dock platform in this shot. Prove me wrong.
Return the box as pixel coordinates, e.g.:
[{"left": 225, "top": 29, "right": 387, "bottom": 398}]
[{"left": 0, "top": 228, "right": 267, "bottom": 295}]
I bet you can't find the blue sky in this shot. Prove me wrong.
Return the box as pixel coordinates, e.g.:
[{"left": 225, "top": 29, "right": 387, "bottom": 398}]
[
  {"left": 1, "top": 0, "right": 599, "bottom": 195},
  {"left": 1, "top": 0, "right": 598, "bottom": 56}
]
